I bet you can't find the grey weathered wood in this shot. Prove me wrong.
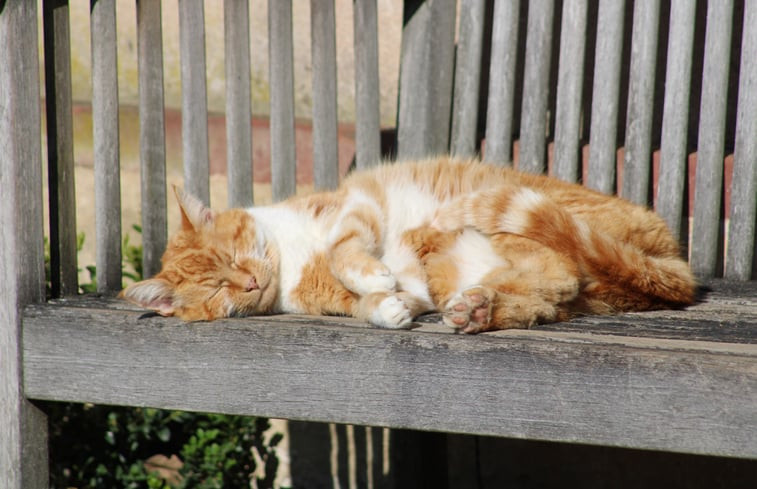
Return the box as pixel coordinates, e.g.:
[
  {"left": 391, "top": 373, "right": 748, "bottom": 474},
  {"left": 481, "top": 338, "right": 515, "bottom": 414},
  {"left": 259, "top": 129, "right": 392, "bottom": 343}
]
[
  {"left": 353, "top": 0, "right": 381, "bottom": 169},
  {"left": 311, "top": 0, "right": 339, "bottom": 186},
  {"left": 397, "top": 0, "right": 456, "bottom": 159},
  {"left": 43, "top": 0, "right": 78, "bottom": 296},
  {"left": 483, "top": 0, "right": 520, "bottom": 165},
  {"left": 621, "top": 0, "right": 660, "bottom": 205},
  {"left": 726, "top": 0, "right": 757, "bottom": 280},
  {"left": 552, "top": 0, "right": 588, "bottom": 183},
  {"left": 22, "top": 288, "right": 757, "bottom": 459},
  {"left": 690, "top": 0, "right": 734, "bottom": 278},
  {"left": 0, "top": 1, "right": 48, "bottom": 485},
  {"left": 587, "top": 0, "right": 625, "bottom": 194},
  {"left": 179, "top": 0, "right": 210, "bottom": 205},
  {"left": 91, "top": 0, "right": 122, "bottom": 292},
  {"left": 269, "top": 0, "right": 297, "bottom": 201},
  {"left": 137, "top": 0, "right": 168, "bottom": 278},
  {"left": 450, "top": 0, "right": 486, "bottom": 158},
  {"left": 656, "top": 0, "right": 697, "bottom": 241},
  {"left": 518, "top": 0, "right": 554, "bottom": 174},
  {"left": 225, "top": 0, "right": 254, "bottom": 207}
]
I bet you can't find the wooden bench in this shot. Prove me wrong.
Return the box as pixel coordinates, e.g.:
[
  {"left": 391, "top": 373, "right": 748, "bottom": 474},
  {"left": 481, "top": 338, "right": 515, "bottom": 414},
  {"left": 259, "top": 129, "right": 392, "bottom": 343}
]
[{"left": 2, "top": 1, "right": 756, "bottom": 487}]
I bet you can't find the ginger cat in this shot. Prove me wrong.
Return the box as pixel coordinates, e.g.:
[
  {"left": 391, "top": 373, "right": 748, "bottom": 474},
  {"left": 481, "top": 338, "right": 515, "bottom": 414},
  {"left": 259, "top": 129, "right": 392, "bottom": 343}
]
[{"left": 121, "top": 157, "right": 696, "bottom": 332}]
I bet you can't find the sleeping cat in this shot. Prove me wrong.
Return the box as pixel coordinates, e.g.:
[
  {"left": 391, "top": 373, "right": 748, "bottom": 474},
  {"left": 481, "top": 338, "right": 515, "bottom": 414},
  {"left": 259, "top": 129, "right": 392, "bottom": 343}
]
[{"left": 120, "top": 156, "right": 696, "bottom": 332}]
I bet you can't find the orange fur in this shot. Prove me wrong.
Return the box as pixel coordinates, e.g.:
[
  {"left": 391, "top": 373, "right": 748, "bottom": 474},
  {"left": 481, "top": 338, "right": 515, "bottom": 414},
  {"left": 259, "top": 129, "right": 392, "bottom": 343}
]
[{"left": 121, "top": 157, "right": 696, "bottom": 332}]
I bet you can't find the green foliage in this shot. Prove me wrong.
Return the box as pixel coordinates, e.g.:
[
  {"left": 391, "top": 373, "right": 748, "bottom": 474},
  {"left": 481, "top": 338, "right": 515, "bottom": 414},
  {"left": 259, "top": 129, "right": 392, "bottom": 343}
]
[
  {"left": 45, "top": 403, "right": 280, "bottom": 489},
  {"left": 44, "top": 227, "right": 280, "bottom": 488}
]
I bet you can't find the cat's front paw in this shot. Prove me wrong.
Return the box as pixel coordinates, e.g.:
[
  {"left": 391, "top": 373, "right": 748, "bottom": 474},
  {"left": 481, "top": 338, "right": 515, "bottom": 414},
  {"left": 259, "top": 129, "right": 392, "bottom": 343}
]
[
  {"left": 443, "top": 286, "right": 497, "bottom": 334},
  {"left": 343, "top": 265, "right": 397, "bottom": 296},
  {"left": 370, "top": 293, "right": 413, "bottom": 329}
]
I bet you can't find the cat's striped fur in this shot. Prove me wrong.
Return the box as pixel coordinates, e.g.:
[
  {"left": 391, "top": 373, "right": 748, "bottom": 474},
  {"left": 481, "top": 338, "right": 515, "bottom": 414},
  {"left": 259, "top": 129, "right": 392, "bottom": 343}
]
[{"left": 121, "top": 157, "right": 696, "bottom": 332}]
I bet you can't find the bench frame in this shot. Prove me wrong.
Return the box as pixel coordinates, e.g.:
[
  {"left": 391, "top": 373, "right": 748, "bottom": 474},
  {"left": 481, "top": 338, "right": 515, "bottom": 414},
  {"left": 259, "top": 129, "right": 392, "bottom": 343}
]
[{"left": 2, "top": 1, "right": 757, "bottom": 486}]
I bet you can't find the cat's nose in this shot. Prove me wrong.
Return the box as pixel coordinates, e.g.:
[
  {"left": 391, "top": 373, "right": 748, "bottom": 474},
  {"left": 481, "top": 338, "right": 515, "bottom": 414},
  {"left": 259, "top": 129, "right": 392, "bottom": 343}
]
[{"left": 245, "top": 276, "right": 259, "bottom": 291}]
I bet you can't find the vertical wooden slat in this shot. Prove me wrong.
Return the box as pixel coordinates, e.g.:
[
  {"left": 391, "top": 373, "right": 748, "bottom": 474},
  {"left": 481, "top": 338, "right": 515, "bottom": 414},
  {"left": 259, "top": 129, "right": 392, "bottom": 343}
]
[
  {"left": 450, "top": 0, "right": 486, "bottom": 158},
  {"left": 726, "top": 0, "right": 757, "bottom": 280},
  {"left": 137, "top": 0, "right": 167, "bottom": 279},
  {"left": 311, "top": 0, "right": 339, "bottom": 186},
  {"left": 353, "top": 0, "right": 382, "bottom": 169},
  {"left": 225, "top": 0, "right": 254, "bottom": 206},
  {"left": 91, "top": 0, "right": 122, "bottom": 292},
  {"left": 690, "top": 0, "right": 734, "bottom": 278},
  {"left": 396, "top": 0, "right": 457, "bottom": 160},
  {"left": 179, "top": 0, "right": 210, "bottom": 205},
  {"left": 483, "top": 0, "right": 520, "bottom": 165},
  {"left": 519, "top": 0, "right": 554, "bottom": 174},
  {"left": 269, "top": 0, "right": 296, "bottom": 201},
  {"left": 43, "top": 0, "right": 78, "bottom": 295},
  {"left": 587, "top": 0, "right": 625, "bottom": 194},
  {"left": 621, "top": 0, "right": 660, "bottom": 205},
  {"left": 553, "top": 0, "right": 588, "bottom": 182},
  {"left": 0, "top": 1, "right": 49, "bottom": 486},
  {"left": 656, "top": 0, "right": 696, "bottom": 241}
]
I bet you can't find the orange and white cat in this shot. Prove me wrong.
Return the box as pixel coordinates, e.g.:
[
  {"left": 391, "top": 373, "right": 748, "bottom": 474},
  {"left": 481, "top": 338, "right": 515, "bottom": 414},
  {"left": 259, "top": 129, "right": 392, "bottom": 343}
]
[{"left": 121, "top": 157, "right": 697, "bottom": 332}]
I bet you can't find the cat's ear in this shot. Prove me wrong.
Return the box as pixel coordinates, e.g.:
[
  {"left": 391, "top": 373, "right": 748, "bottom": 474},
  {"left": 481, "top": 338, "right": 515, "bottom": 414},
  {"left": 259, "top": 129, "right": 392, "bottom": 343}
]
[
  {"left": 119, "top": 278, "right": 177, "bottom": 316},
  {"left": 173, "top": 185, "right": 214, "bottom": 232}
]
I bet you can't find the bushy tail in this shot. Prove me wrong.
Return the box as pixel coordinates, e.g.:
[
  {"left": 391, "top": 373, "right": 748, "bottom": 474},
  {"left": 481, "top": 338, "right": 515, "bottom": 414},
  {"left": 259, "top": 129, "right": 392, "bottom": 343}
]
[{"left": 436, "top": 186, "right": 697, "bottom": 310}]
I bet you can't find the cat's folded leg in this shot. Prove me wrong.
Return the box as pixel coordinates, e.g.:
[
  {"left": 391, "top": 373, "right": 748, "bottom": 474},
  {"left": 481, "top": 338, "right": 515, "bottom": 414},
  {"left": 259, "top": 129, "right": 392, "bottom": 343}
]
[
  {"left": 431, "top": 184, "right": 523, "bottom": 234},
  {"left": 328, "top": 201, "right": 398, "bottom": 296}
]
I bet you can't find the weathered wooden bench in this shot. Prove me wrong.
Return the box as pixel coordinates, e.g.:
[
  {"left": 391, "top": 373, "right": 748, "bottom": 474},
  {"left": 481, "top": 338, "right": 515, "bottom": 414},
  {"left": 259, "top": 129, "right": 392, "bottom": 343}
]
[{"left": 3, "top": 1, "right": 756, "bottom": 487}]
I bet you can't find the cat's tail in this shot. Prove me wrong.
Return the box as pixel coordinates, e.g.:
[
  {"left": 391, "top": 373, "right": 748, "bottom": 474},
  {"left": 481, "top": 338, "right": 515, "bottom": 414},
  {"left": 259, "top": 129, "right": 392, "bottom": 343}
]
[{"left": 433, "top": 187, "right": 697, "bottom": 310}]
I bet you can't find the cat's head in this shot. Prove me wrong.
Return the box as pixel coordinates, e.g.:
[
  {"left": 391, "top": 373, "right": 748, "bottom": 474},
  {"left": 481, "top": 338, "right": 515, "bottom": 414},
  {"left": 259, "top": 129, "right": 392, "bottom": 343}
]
[{"left": 120, "top": 188, "right": 279, "bottom": 321}]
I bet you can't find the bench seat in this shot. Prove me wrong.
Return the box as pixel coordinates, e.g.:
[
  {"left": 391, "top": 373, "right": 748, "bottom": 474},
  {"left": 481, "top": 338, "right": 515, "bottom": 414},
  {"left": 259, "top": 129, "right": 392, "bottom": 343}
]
[{"left": 23, "top": 280, "right": 757, "bottom": 459}]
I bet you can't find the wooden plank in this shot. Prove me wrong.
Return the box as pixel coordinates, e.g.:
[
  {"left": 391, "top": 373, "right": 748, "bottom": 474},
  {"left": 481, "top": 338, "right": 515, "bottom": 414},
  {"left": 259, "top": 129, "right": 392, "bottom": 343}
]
[
  {"left": 22, "top": 295, "right": 757, "bottom": 459},
  {"left": 691, "top": 1, "right": 734, "bottom": 278},
  {"left": 353, "top": 0, "right": 381, "bottom": 169},
  {"left": 725, "top": 0, "right": 757, "bottom": 280},
  {"left": 269, "top": 0, "right": 296, "bottom": 201},
  {"left": 91, "top": 0, "right": 122, "bottom": 292},
  {"left": 179, "top": 0, "right": 210, "bottom": 205},
  {"left": 518, "top": 0, "right": 554, "bottom": 174},
  {"left": 0, "top": 1, "right": 48, "bottom": 485},
  {"left": 396, "top": 0, "right": 456, "bottom": 159},
  {"left": 587, "top": 0, "right": 625, "bottom": 194},
  {"left": 225, "top": 0, "right": 254, "bottom": 206},
  {"left": 311, "top": 0, "right": 340, "bottom": 185},
  {"left": 552, "top": 0, "right": 588, "bottom": 183},
  {"left": 137, "top": 0, "right": 168, "bottom": 278},
  {"left": 656, "top": 0, "right": 697, "bottom": 241},
  {"left": 450, "top": 0, "right": 486, "bottom": 158},
  {"left": 483, "top": 0, "right": 520, "bottom": 165},
  {"left": 43, "top": 0, "right": 78, "bottom": 296},
  {"left": 621, "top": 0, "right": 660, "bottom": 205}
]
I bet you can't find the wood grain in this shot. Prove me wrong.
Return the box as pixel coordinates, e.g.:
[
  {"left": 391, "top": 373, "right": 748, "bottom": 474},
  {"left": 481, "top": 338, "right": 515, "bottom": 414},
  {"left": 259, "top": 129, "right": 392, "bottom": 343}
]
[
  {"left": 23, "top": 281, "right": 757, "bottom": 459},
  {"left": 137, "top": 0, "right": 168, "bottom": 278},
  {"left": 1, "top": 1, "right": 48, "bottom": 485}
]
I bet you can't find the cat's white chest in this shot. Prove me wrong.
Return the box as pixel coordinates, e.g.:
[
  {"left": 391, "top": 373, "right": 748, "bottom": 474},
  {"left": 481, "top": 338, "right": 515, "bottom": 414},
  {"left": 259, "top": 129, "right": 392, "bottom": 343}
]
[{"left": 249, "top": 206, "right": 328, "bottom": 312}]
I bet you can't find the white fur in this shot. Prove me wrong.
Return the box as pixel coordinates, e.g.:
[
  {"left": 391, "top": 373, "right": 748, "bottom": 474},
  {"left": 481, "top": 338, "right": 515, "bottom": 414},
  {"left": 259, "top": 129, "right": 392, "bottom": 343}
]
[
  {"left": 499, "top": 188, "right": 545, "bottom": 234},
  {"left": 381, "top": 242, "right": 433, "bottom": 306},
  {"left": 343, "top": 266, "right": 397, "bottom": 295},
  {"left": 447, "top": 229, "right": 507, "bottom": 291},
  {"left": 248, "top": 206, "right": 327, "bottom": 313},
  {"left": 371, "top": 295, "right": 413, "bottom": 328}
]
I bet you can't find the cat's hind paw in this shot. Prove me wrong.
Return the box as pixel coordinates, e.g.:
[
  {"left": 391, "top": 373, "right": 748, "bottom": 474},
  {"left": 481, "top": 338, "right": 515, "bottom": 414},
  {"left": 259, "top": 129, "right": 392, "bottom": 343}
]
[{"left": 443, "top": 286, "right": 497, "bottom": 334}]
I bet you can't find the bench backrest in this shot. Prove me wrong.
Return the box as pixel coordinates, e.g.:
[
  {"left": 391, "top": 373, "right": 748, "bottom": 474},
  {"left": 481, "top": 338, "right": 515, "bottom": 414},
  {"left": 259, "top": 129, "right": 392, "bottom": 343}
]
[{"left": 35, "top": 1, "right": 757, "bottom": 301}]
